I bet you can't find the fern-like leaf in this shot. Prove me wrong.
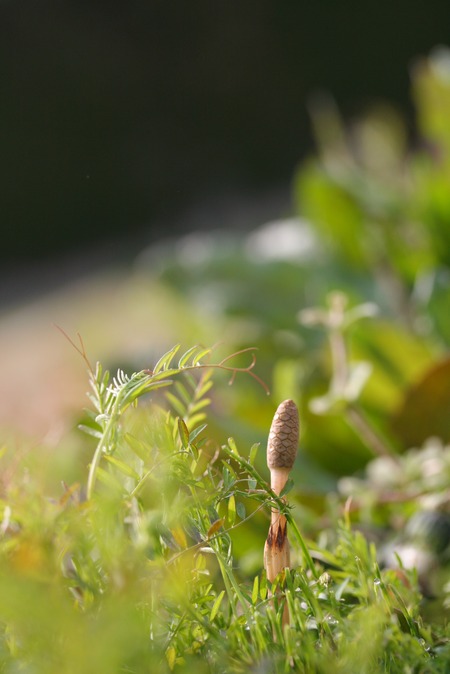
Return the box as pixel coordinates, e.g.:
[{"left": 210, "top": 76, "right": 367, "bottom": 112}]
[
  {"left": 153, "top": 344, "right": 181, "bottom": 374},
  {"left": 78, "top": 342, "right": 266, "bottom": 498}
]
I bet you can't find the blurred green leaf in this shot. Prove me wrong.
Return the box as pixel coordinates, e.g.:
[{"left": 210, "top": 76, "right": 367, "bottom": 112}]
[
  {"left": 177, "top": 417, "right": 190, "bottom": 449},
  {"left": 153, "top": 344, "right": 181, "bottom": 374},
  {"left": 391, "top": 356, "right": 450, "bottom": 447}
]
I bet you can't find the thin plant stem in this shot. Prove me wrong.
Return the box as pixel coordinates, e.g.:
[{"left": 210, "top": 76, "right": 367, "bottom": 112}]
[
  {"left": 329, "top": 328, "right": 349, "bottom": 396},
  {"left": 324, "top": 296, "right": 400, "bottom": 463},
  {"left": 221, "top": 444, "right": 318, "bottom": 579},
  {"left": 166, "top": 502, "right": 266, "bottom": 566},
  {"left": 86, "top": 411, "right": 117, "bottom": 499},
  {"left": 346, "top": 404, "right": 400, "bottom": 463},
  {"left": 214, "top": 546, "right": 250, "bottom": 621}
]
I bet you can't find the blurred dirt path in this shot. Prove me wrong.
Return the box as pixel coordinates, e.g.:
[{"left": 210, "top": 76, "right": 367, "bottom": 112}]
[{"left": 0, "top": 270, "right": 200, "bottom": 443}]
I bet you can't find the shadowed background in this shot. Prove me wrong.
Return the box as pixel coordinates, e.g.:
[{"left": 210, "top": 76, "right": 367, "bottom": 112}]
[{"left": 2, "top": 0, "right": 450, "bottom": 274}]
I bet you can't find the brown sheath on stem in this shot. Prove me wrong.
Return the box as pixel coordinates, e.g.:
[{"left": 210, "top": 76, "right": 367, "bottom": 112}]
[{"left": 264, "top": 399, "right": 299, "bottom": 628}]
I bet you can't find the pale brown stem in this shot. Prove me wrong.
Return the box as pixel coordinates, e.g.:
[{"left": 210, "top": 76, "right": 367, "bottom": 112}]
[
  {"left": 264, "top": 467, "right": 291, "bottom": 628},
  {"left": 264, "top": 400, "right": 299, "bottom": 631}
]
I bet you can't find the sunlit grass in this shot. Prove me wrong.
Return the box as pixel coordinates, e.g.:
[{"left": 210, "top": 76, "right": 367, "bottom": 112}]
[{"left": 1, "top": 340, "right": 449, "bottom": 673}]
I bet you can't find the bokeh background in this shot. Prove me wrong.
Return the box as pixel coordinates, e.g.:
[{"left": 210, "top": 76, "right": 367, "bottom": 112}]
[
  {"left": 1, "top": 1, "right": 450, "bottom": 473},
  {"left": 3, "top": 1, "right": 450, "bottom": 268}
]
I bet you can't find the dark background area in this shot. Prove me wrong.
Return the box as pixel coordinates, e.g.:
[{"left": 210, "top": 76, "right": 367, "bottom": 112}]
[{"left": 1, "top": 0, "right": 450, "bottom": 266}]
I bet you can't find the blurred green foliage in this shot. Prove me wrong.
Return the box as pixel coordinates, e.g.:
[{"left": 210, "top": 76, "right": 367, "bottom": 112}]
[
  {"left": 151, "top": 48, "right": 450, "bottom": 474},
  {"left": 2, "top": 48, "right": 450, "bottom": 672},
  {"left": 1, "top": 350, "right": 449, "bottom": 673}
]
